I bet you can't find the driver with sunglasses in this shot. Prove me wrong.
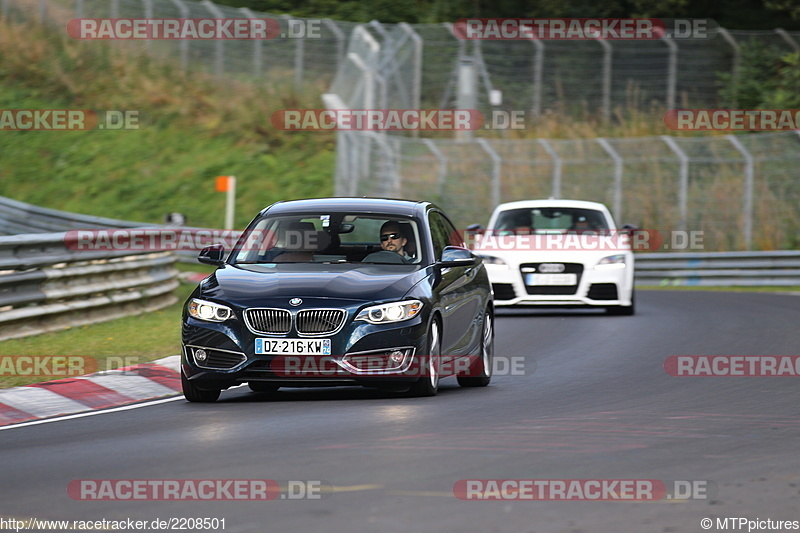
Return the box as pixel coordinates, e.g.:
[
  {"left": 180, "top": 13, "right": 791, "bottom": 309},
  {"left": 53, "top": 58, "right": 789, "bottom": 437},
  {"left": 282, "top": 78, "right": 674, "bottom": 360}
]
[
  {"left": 363, "top": 221, "right": 413, "bottom": 263},
  {"left": 380, "top": 222, "right": 411, "bottom": 257}
]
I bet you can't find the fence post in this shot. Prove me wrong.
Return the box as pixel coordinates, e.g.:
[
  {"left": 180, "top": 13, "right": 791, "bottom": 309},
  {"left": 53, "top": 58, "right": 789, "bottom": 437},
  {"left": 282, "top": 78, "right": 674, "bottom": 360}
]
[
  {"left": 726, "top": 135, "right": 754, "bottom": 250},
  {"left": 141, "top": 0, "right": 153, "bottom": 51},
  {"left": 349, "top": 25, "right": 379, "bottom": 109},
  {"left": 201, "top": 0, "right": 224, "bottom": 77},
  {"left": 529, "top": 38, "right": 544, "bottom": 117},
  {"left": 39, "top": 0, "right": 46, "bottom": 23},
  {"left": 717, "top": 28, "right": 740, "bottom": 106},
  {"left": 596, "top": 38, "right": 612, "bottom": 122},
  {"left": 477, "top": 139, "right": 501, "bottom": 207},
  {"left": 333, "top": 131, "right": 347, "bottom": 196},
  {"left": 169, "top": 0, "right": 190, "bottom": 72},
  {"left": 472, "top": 40, "right": 496, "bottom": 108},
  {"left": 368, "top": 19, "right": 390, "bottom": 40},
  {"left": 439, "top": 22, "right": 466, "bottom": 109},
  {"left": 323, "top": 19, "right": 346, "bottom": 75},
  {"left": 661, "top": 136, "right": 689, "bottom": 232},
  {"left": 358, "top": 133, "right": 372, "bottom": 197},
  {"left": 110, "top": 0, "right": 119, "bottom": 17},
  {"left": 369, "top": 132, "right": 399, "bottom": 197},
  {"left": 238, "top": 8, "right": 262, "bottom": 78},
  {"left": 348, "top": 51, "right": 374, "bottom": 110},
  {"left": 374, "top": 21, "right": 410, "bottom": 111},
  {"left": 281, "top": 15, "right": 305, "bottom": 89},
  {"left": 345, "top": 48, "right": 376, "bottom": 193},
  {"left": 399, "top": 22, "right": 422, "bottom": 111},
  {"left": 423, "top": 139, "right": 448, "bottom": 198},
  {"left": 660, "top": 35, "right": 677, "bottom": 110},
  {"left": 596, "top": 138, "right": 623, "bottom": 221},
  {"left": 456, "top": 56, "right": 476, "bottom": 141},
  {"left": 76, "top": 0, "right": 83, "bottom": 18},
  {"left": 537, "top": 139, "right": 562, "bottom": 198},
  {"left": 775, "top": 28, "right": 800, "bottom": 52}
]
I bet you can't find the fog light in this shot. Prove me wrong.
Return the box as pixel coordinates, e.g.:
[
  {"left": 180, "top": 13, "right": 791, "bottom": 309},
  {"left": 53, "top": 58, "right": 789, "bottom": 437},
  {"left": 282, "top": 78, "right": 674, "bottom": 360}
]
[
  {"left": 194, "top": 348, "right": 208, "bottom": 363},
  {"left": 389, "top": 350, "right": 405, "bottom": 365}
]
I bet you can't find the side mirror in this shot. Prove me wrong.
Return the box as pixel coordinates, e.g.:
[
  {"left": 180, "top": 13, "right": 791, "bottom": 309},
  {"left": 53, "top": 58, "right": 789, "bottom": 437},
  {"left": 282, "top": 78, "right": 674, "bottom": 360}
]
[
  {"left": 620, "top": 223, "right": 638, "bottom": 235},
  {"left": 439, "top": 246, "right": 477, "bottom": 267},
  {"left": 198, "top": 244, "right": 225, "bottom": 266}
]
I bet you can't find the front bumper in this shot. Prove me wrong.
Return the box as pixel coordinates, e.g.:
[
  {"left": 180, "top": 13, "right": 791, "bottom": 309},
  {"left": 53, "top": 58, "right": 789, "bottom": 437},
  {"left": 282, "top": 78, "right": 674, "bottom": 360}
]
[
  {"left": 486, "top": 261, "right": 633, "bottom": 307},
  {"left": 181, "top": 313, "right": 429, "bottom": 389}
]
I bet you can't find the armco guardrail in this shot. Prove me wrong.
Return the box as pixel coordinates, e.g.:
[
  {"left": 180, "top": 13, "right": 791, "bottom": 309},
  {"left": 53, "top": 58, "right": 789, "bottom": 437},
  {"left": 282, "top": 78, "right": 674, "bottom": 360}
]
[
  {"left": 0, "top": 232, "right": 179, "bottom": 340},
  {"left": 0, "top": 195, "right": 200, "bottom": 263},
  {"left": 0, "top": 196, "right": 153, "bottom": 235},
  {"left": 635, "top": 251, "right": 800, "bottom": 287}
]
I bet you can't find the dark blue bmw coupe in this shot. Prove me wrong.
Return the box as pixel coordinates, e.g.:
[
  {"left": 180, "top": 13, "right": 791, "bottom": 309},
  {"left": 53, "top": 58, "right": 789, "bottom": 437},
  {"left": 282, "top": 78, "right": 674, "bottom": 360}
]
[{"left": 181, "top": 197, "right": 494, "bottom": 401}]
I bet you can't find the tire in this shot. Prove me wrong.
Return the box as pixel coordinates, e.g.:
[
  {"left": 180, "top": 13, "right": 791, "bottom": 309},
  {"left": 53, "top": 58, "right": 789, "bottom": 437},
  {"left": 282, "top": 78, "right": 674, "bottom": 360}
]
[
  {"left": 248, "top": 382, "right": 280, "bottom": 393},
  {"left": 457, "top": 309, "right": 493, "bottom": 387},
  {"left": 607, "top": 289, "right": 635, "bottom": 316},
  {"left": 182, "top": 370, "right": 221, "bottom": 403},
  {"left": 408, "top": 319, "right": 441, "bottom": 397}
]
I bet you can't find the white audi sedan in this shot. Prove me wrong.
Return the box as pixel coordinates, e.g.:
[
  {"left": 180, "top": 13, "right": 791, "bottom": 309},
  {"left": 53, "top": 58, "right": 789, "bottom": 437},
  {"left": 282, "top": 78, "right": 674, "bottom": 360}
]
[{"left": 469, "top": 199, "right": 635, "bottom": 314}]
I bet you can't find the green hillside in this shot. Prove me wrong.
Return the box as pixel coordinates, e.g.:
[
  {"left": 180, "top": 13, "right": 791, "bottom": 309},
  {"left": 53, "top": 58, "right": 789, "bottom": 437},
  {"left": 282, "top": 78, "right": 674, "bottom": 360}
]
[{"left": 0, "top": 19, "right": 335, "bottom": 229}]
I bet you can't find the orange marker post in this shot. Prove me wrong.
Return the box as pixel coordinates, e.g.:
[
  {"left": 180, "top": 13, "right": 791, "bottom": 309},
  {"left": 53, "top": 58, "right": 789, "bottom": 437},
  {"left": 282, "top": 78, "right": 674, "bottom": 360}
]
[{"left": 215, "top": 176, "right": 236, "bottom": 229}]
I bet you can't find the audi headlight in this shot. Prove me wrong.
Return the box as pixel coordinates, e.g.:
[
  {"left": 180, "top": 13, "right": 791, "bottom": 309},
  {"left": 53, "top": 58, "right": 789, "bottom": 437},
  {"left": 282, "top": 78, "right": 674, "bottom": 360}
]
[
  {"left": 477, "top": 254, "right": 507, "bottom": 266},
  {"left": 356, "top": 300, "right": 423, "bottom": 324},
  {"left": 595, "top": 254, "right": 627, "bottom": 270},
  {"left": 187, "top": 298, "right": 233, "bottom": 322}
]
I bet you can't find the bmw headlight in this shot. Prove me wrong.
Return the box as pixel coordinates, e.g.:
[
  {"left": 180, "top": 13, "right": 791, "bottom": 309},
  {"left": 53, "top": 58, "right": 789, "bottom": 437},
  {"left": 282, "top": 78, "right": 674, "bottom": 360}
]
[
  {"left": 356, "top": 300, "right": 423, "bottom": 324},
  {"left": 187, "top": 298, "right": 233, "bottom": 322},
  {"left": 595, "top": 254, "right": 627, "bottom": 270}
]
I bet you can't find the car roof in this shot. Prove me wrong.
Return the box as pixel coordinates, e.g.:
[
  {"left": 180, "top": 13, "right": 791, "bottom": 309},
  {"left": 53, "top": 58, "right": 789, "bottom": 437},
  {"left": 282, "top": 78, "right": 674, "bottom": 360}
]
[
  {"left": 261, "top": 197, "right": 431, "bottom": 218},
  {"left": 492, "top": 199, "right": 611, "bottom": 212}
]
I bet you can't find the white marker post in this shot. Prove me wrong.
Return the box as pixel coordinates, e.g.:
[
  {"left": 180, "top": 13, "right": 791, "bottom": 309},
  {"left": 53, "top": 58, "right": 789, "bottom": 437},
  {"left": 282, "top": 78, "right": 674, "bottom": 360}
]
[{"left": 215, "top": 175, "right": 236, "bottom": 229}]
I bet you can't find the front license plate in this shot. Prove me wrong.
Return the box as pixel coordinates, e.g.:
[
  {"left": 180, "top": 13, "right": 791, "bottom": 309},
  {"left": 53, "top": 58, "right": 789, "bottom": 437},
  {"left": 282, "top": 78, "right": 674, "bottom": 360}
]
[
  {"left": 525, "top": 273, "right": 577, "bottom": 286},
  {"left": 255, "top": 338, "right": 332, "bottom": 355}
]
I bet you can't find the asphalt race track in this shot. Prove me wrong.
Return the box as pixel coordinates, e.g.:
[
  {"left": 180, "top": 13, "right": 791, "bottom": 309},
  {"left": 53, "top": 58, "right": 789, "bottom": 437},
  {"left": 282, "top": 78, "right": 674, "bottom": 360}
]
[{"left": 2, "top": 290, "right": 800, "bottom": 533}]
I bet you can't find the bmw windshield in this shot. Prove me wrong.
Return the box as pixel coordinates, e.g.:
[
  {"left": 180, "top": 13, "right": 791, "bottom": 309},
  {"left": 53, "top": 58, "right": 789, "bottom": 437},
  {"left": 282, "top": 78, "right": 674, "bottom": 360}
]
[{"left": 230, "top": 212, "right": 424, "bottom": 265}]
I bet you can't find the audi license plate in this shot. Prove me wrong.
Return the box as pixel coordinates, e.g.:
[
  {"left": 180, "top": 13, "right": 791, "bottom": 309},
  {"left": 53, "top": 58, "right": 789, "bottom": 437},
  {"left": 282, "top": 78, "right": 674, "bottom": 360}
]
[
  {"left": 525, "top": 273, "right": 577, "bottom": 286},
  {"left": 255, "top": 338, "right": 332, "bottom": 355}
]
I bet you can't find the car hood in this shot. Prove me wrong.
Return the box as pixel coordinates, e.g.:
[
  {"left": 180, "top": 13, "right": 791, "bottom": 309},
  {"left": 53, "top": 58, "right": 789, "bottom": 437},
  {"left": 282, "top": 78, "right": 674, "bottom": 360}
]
[{"left": 199, "top": 263, "right": 429, "bottom": 306}]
